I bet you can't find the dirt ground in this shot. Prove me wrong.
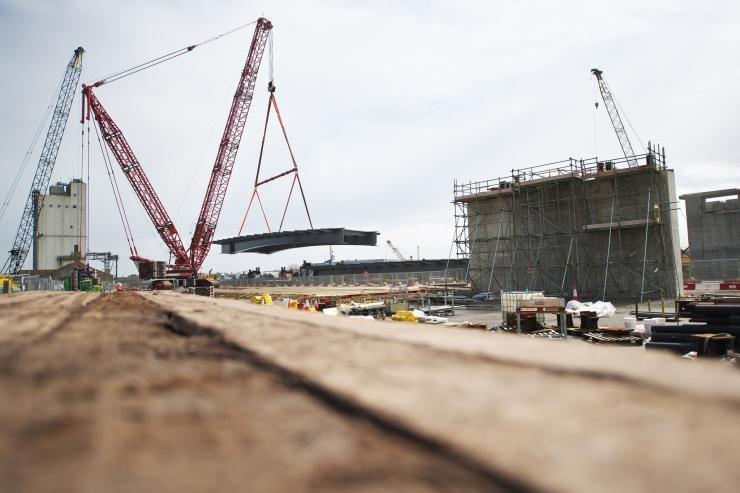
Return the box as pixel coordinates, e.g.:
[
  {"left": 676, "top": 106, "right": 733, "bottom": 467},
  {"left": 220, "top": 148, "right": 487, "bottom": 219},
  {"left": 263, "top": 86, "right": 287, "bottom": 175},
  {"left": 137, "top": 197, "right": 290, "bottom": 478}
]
[{"left": 0, "top": 292, "right": 506, "bottom": 493}]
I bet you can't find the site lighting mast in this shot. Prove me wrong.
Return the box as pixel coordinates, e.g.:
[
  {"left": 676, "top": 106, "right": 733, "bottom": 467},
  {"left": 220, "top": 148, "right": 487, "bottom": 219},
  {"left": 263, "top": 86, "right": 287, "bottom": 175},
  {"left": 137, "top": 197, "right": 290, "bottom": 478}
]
[{"left": 591, "top": 68, "right": 639, "bottom": 167}]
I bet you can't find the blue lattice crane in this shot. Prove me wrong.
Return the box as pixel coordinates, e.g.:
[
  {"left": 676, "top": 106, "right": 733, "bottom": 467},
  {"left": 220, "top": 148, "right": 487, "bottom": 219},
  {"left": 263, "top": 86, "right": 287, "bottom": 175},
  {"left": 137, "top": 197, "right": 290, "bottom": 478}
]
[{"left": 3, "top": 47, "right": 84, "bottom": 274}]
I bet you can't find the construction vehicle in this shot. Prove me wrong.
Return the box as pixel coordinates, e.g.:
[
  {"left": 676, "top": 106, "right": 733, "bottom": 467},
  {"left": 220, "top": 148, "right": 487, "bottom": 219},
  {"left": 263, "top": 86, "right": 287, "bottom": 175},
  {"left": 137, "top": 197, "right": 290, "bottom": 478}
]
[
  {"left": 2, "top": 48, "right": 85, "bottom": 274},
  {"left": 591, "top": 68, "right": 639, "bottom": 166},
  {"left": 0, "top": 275, "right": 20, "bottom": 293},
  {"left": 82, "top": 19, "right": 273, "bottom": 283}
]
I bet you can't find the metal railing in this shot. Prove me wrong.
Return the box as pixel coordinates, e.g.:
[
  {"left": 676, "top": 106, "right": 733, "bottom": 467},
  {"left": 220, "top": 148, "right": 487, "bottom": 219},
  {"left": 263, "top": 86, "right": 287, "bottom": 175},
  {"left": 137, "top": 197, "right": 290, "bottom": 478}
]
[{"left": 454, "top": 146, "right": 666, "bottom": 200}]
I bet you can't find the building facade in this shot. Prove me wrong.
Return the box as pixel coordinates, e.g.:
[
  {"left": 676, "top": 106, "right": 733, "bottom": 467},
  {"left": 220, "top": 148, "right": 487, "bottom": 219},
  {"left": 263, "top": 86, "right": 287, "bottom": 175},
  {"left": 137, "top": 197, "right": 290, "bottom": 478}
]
[
  {"left": 680, "top": 188, "right": 740, "bottom": 280},
  {"left": 34, "top": 179, "right": 87, "bottom": 270}
]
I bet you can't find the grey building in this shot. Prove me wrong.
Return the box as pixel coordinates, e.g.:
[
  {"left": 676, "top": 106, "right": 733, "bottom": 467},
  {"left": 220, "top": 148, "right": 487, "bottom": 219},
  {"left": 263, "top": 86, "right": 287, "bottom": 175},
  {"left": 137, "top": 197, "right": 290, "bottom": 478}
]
[
  {"left": 34, "top": 179, "right": 87, "bottom": 270},
  {"left": 454, "top": 144, "right": 682, "bottom": 301},
  {"left": 680, "top": 189, "right": 740, "bottom": 280}
]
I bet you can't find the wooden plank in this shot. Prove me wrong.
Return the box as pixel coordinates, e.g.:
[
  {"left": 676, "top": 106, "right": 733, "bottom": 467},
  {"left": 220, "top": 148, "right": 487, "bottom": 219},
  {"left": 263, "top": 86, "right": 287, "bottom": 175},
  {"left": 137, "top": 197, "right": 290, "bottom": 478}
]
[
  {"left": 143, "top": 291, "right": 740, "bottom": 493},
  {"left": 0, "top": 292, "right": 99, "bottom": 356}
]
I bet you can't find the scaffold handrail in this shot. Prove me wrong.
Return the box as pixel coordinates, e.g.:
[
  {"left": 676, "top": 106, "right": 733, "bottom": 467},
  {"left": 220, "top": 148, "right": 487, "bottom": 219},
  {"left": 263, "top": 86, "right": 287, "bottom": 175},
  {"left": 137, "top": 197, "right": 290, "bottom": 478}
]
[{"left": 454, "top": 145, "right": 666, "bottom": 199}]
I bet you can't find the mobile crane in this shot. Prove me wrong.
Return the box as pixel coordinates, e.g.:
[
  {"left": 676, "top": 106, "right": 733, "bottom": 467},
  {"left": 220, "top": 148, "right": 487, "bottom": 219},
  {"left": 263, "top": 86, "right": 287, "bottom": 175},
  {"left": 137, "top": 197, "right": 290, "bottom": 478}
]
[{"left": 82, "top": 19, "right": 272, "bottom": 280}]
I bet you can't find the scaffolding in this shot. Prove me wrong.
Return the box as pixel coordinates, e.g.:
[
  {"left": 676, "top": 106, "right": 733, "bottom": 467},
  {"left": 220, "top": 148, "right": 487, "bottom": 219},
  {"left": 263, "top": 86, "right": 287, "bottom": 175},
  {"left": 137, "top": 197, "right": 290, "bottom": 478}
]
[
  {"left": 454, "top": 143, "right": 681, "bottom": 301},
  {"left": 86, "top": 251, "right": 119, "bottom": 280}
]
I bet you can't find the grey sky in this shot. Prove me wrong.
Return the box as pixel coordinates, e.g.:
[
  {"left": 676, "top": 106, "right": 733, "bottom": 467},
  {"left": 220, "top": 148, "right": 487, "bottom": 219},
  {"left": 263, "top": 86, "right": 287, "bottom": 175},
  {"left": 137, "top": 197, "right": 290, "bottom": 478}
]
[{"left": 1, "top": 0, "right": 739, "bottom": 275}]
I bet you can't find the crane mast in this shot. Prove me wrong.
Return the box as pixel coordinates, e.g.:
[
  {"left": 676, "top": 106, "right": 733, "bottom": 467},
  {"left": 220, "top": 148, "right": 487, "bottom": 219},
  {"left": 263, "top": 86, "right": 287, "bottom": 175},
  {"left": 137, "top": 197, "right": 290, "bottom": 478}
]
[
  {"left": 189, "top": 17, "right": 272, "bottom": 272},
  {"left": 591, "top": 68, "right": 638, "bottom": 167},
  {"left": 4, "top": 47, "right": 85, "bottom": 274}
]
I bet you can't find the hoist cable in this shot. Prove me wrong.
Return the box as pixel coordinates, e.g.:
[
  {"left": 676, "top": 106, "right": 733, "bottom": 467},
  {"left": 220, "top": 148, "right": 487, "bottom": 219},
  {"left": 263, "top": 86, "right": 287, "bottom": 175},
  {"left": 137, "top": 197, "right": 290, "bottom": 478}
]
[
  {"left": 0, "top": 75, "right": 63, "bottom": 222},
  {"left": 612, "top": 90, "right": 646, "bottom": 153},
  {"left": 173, "top": 46, "right": 247, "bottom": 224},
  {"left": 269, "top": 30, "right": 274, "bottom": 83},
  {"left": 92, "top": 118, "right": 137, "bottom": 257}
]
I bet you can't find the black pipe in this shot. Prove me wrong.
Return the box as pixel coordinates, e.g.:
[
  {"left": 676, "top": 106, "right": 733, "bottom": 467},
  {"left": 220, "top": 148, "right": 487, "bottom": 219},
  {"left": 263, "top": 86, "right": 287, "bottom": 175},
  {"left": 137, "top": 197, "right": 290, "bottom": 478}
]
[
  {"left": 687, "top": 317, "right": 740, "bottom": 325},
  {"left": 649, "top": 333, "right": 694, "bottom": 343},
  {"left": 692, "top": 305, "right": 740, "bottom": 317},
  {"left": 651, "top": 324, "right": 740, "bottom": 337},
  {"left": 645, "top": 341, "right": 701, "bottom": 354}
]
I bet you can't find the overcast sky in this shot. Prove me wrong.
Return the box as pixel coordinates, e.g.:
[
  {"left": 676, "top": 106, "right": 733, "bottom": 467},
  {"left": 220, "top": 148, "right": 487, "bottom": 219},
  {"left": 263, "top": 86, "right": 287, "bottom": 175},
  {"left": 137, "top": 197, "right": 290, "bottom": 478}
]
[{"left": 1, "top": 0, "right": 739, "bottom": 276}]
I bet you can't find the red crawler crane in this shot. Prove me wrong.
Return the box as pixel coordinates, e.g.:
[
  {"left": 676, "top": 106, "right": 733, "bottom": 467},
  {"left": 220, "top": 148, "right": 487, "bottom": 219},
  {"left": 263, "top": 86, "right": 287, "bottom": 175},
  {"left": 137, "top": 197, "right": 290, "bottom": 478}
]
[{"left": 82, "top": 18, "right": 273, "bottom": 278}]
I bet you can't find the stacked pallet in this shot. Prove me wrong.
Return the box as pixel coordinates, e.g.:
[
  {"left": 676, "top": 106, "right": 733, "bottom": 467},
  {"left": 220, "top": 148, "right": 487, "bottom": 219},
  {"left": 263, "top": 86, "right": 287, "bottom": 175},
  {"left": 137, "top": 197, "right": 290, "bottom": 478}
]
[
  {"left": 646, "top": 304, "right": 739, "bottom": 356},
  {"left": 194, "top": 286, "right": 215, "bottom": 298}
]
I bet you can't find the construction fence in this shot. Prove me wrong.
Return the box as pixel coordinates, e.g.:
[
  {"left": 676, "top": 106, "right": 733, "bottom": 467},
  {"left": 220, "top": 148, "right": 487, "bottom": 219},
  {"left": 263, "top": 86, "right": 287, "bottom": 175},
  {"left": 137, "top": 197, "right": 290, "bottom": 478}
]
[
  {"left": 19, "top": 275, "right": 65, "bottom": 292},
  {"left": 220, "top": 268, "right": 468, "bottom": 288}
]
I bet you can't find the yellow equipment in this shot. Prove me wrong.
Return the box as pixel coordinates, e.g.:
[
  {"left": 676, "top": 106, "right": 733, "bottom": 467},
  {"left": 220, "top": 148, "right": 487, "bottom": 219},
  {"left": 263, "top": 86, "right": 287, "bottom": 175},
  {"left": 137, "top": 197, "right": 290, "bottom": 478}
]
[
  {"left": 0, "top": 275, "right": 19, "bottom": 293},
  {"left": 391, "top": 310, "right": 418, "bottom": 323}
]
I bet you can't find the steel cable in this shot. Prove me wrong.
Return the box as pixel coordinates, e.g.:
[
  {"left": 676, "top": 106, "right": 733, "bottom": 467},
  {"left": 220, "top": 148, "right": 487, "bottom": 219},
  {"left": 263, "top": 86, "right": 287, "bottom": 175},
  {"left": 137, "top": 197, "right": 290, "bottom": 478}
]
[
  {"left": 86, "top": 20, "right": 258, "bottom": 86},
  {"left": 0, "top": 76, "right": 64, "bottom": 223}
]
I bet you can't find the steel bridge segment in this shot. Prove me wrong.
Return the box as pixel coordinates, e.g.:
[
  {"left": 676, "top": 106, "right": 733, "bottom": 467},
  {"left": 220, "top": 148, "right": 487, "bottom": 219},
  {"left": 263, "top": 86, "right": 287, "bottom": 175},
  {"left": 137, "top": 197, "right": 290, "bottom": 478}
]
[{"left": 215, "top": 228, "right": 379, "bottom": 254}]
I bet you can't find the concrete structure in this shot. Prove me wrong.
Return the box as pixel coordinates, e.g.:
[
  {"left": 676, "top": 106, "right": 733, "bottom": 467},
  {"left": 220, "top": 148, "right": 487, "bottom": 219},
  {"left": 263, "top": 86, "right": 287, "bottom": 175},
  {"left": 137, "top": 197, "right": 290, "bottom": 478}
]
[
  {"left": 454, "top": 145, "right": 682, "bottom": 300},
  {"left": 301, "top": 258, "right": 468, "bottom": 277},
  {"left": 33, "top": 179, "right": 87, "bottom": 270},
  {"left": 680, "top": 188, "right": 740, "bottom": 280},
  {"left": 215, "top": 228, "right": 378, "bottom": 254}
]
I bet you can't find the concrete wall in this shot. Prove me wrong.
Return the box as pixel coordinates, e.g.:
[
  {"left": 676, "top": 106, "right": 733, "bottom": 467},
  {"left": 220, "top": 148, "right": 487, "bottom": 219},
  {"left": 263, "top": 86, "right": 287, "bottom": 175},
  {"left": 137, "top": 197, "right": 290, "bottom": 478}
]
[
  {"left": 459, "top": 164, "right": 681, "bottom": 300},
  {"left": 35, "top": 180, "right": 87, "bottom": 270},
  {"left": 664, "top": 172, "right": 684, "bottom": 291},
  {"left": 680, "top": 188, "right": 740, "bottom": 280}
]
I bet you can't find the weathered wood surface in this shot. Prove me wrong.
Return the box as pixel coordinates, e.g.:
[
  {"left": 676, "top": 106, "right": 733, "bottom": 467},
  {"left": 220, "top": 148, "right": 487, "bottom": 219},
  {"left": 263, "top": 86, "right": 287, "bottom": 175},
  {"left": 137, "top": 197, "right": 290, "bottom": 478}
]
[
  {"left": 3, "top": 292, "right": 502, "bottom": 493},
  {"left": 0, "top": 291, "right": 98, "bottom": 358},
  {"left": 145, "top": 291, "right": 740, "bottom": 493}
]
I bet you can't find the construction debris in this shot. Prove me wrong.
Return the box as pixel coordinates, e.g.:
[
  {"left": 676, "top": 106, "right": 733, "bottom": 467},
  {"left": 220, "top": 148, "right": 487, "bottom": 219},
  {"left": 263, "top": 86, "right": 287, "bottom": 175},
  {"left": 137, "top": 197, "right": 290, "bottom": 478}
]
[{"left": 566, "top": 300, "right": 617, "bottom": 318}]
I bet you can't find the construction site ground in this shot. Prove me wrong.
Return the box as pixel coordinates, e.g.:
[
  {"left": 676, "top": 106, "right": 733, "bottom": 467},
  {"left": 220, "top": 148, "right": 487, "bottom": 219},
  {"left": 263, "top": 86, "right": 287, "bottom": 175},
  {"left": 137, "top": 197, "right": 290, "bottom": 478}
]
[
  {"left": 215, "top": 285, "right": 430, "bottom": 300},
  {"left": 1, "top": 291, "right": 739, "bottom": 493},
  {"left": 216, "top": 285, "right": 658, "bottom": 327}
]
